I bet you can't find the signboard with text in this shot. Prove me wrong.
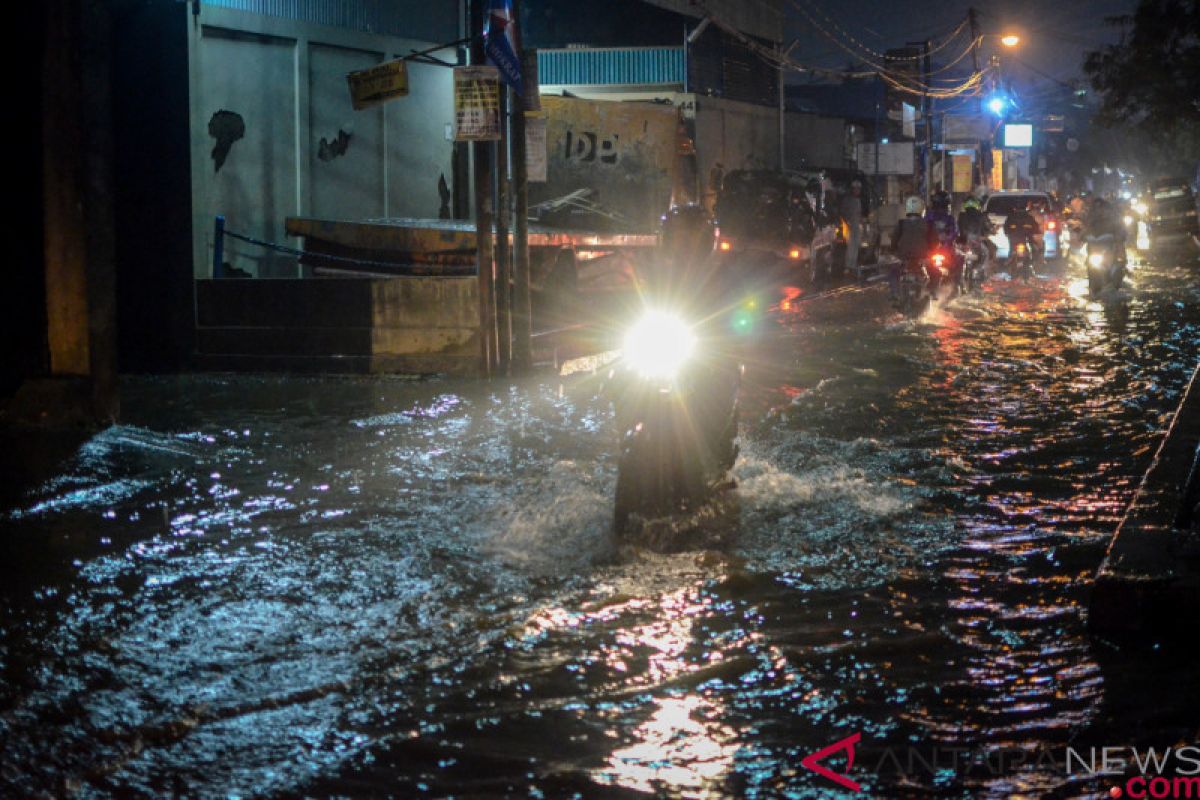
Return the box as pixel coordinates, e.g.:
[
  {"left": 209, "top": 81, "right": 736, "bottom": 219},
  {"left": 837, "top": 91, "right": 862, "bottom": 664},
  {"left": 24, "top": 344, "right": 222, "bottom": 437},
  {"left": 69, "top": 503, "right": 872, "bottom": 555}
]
[
  {"left": 453, "top": 66, "right": 501, "bottom": 142},
  {"left": 347, "top": 58, "right": 409, "bottom": 110}
]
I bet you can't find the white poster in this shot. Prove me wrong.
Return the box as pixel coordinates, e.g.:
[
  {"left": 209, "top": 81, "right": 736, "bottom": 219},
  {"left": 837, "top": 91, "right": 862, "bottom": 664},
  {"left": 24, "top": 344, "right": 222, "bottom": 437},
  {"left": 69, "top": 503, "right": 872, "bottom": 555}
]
[{"left": 525, "top": 113, "right": 547, "bottom": 183}]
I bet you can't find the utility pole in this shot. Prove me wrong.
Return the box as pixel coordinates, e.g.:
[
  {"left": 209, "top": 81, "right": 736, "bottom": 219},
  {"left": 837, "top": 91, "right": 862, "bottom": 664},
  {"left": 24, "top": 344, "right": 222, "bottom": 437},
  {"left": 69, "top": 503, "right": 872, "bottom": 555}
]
[
  {"left": 511, "top": 38, "right": 535, "bottom": 374},
  {"left": 924, "top": 39, "right": 933, "bottom": 204},
  {"left": 495, "top": 86, "right": 512, "bottom": 373},
  {"left": 969, "top": 7, "right": 980, "bottom": 73},
  {"left": 470, "top": 0, "right": 495, "bottom": 378}
]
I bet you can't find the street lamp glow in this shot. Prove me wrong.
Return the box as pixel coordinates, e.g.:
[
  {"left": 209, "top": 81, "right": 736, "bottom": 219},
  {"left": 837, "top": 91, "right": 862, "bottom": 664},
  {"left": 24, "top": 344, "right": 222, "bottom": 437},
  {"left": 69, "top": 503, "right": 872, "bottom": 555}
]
[
  {"left": 1000, "top": 34, "right": 1020, "bottom": 47},
  {"left": 988, "top": 97, "right": 1006, "bottom": 115}
]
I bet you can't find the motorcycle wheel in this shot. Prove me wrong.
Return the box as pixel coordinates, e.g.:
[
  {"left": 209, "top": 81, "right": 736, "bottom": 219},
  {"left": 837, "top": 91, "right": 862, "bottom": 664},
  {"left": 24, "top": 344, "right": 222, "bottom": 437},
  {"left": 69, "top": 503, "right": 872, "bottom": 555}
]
[{"left": 613, "top": 426, "right": 706, "bottom": 535}]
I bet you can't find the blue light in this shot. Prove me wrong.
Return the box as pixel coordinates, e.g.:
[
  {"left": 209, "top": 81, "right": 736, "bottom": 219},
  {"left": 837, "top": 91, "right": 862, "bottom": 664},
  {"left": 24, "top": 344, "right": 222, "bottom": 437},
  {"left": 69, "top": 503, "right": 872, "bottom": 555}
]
[
  {"left": 987, "top": 96, "right": 1006, "bottom": 115},
  {"left": 881, "top": 137, "right": 889, "bottom": 144}
]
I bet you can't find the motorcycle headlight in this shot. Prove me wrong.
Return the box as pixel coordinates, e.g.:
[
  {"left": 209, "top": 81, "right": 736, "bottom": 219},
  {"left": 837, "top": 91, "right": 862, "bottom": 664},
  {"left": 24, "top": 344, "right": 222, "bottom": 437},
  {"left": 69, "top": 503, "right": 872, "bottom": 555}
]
[
  {"left": 1088, "top": 253, "right": 1106, "bottom": 268},
  {"left": 1123, "top": 215, "right": 1134, "bottom": 227},
  {"left": 623, "top": 311, "right": 696, "bottom": 379}
]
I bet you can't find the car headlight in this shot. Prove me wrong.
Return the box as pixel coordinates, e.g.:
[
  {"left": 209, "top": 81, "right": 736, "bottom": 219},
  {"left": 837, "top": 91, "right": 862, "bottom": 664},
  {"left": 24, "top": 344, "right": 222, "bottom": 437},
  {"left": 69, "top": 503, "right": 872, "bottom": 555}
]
[
  {"left": 623, "top": 310, "right": 696, "bottom": 379},
  {"left": 1123, "top": 215, "right": 1134, "bottom": 226},
  {"left": 1088, "top": 253, "right": 1106, "bottom": 268},
  {"left": 1133, "top": 200, "right": 1148, "bottom": 216}
]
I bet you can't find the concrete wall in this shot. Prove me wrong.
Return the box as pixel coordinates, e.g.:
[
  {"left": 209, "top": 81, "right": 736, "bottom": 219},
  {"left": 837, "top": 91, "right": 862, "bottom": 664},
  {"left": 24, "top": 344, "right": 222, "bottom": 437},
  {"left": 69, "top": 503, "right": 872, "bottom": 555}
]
[
  {"left": 532, "top": 95, "right": 680, "bottom": 232},
  {"left": 188, "top": 5, "right": 457, "bottom": 278},
  {"left": 693, "top": 95, "right": 780, "bottom": 194},
  {"left": 784, "top": 112, "right": 848, "bottom": 172},
  {"left": 195, "top": 277, "right": 480, "bottom": 375}
]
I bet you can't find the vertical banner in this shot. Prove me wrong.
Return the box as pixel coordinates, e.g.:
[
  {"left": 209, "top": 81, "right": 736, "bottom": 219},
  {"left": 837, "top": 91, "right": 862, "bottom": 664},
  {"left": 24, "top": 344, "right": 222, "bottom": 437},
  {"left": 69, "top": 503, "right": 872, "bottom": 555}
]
[
  {"left": 484, "top": 0, "right": 522, "bottom": 95},
  {"left": 991, "top": 148, "right": 1004, "bottom": 191},
  {"left": 952, "top": 154, "right": 973, "bottom": 193},
  {"left": 525, "top": 113, "right": 546, "bottom": 182},
  {"left": 454, "top": 66, "right": 501, "bottom": 142}
]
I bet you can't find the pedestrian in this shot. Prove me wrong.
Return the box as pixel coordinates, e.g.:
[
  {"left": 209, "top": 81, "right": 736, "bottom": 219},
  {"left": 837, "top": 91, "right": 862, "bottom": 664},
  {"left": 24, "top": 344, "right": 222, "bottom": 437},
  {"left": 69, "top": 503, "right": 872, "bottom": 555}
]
[{"left": 840, "top": 180, "right": 865, "bottom": 278}]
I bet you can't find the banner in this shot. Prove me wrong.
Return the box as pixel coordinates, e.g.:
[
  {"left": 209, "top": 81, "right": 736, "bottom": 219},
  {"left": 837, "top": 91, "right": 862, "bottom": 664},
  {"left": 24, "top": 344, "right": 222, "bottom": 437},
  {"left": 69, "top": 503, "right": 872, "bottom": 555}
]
[
  {"left": 346, "top": 58, "right": 409, "bottom": 110},
  {"left": 525, "top": 113, "right": 546, "bottom": 182},
  {"left": 454, "top": 66, "right": 501, "bottom": 142},
  {"left": 484, "top": 0, "right": 522, "bottom": 95}
]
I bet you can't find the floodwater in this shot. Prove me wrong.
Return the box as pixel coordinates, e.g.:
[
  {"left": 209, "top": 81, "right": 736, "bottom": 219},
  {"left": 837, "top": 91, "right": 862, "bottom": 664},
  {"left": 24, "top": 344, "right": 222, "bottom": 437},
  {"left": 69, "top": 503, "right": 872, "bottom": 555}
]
[{"left": 2, "top": 250, "right": 1199, "bottom": 798}]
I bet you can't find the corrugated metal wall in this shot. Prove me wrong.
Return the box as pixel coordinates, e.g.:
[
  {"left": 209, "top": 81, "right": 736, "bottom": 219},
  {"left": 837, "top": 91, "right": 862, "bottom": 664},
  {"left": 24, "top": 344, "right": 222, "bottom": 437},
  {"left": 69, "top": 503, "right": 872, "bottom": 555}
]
[
  {"left": 201, "top": 0, "right": 457, "bottom": 43},
  {"left": 538, "top": 47, "right": 684, "bottom": 86}
]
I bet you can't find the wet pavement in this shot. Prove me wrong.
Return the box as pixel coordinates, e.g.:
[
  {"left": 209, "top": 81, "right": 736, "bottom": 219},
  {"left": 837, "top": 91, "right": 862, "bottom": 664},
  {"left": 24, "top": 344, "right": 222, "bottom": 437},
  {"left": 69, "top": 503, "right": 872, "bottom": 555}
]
[{"left": 2, "top": 250, "right": 1200, "bottom": 798}]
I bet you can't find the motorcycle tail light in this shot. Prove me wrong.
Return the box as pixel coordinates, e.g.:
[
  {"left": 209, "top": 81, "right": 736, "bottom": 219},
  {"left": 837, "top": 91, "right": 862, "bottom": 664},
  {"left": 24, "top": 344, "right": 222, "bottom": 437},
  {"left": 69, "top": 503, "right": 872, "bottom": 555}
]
[
  {"left": 932, "top": 253, "right": 946, "bottom": 268},
  {"left": 1046, "top": 219, "right": 1057, "bottom": 230},
  {"left": 788, "top": 247, "right": 802, "bottom": 260},
  {"left": 719, "top": 239, "right": 733, "bottom": 252}
]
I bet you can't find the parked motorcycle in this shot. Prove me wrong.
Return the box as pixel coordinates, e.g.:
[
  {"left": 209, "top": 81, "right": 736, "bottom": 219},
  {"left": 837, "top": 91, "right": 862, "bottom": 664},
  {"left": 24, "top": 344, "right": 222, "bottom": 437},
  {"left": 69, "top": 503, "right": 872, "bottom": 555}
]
[
  {"left": 1086, "top": 233, "right": 1126, "bottom": 295},
  {"left": 609, "top": 301, "right": 749, "bottom": 535}
]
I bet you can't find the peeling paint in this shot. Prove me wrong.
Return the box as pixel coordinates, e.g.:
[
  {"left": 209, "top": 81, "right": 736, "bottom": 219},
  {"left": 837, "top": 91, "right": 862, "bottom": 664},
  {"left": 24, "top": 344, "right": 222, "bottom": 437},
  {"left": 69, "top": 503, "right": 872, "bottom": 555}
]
[
  {"left": 208, "top": 109, "right": 245, "bottom": 172},
  {"left": 317, "top": 129, "right": 352, "bottom": 162}
]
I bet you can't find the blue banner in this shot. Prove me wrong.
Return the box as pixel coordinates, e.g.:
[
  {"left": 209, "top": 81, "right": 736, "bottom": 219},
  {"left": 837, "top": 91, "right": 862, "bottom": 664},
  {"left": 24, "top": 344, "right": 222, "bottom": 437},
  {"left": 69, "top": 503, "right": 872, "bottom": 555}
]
[{"left": 484, "top": 0, "right": 522, "bottom": 95}]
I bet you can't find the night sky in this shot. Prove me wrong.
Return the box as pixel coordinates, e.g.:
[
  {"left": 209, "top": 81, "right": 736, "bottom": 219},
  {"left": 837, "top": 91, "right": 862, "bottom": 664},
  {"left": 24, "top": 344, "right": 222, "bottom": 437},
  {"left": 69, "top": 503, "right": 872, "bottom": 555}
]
[{"left": 785, "top": 0, "right": 1140, "bottom": 93}]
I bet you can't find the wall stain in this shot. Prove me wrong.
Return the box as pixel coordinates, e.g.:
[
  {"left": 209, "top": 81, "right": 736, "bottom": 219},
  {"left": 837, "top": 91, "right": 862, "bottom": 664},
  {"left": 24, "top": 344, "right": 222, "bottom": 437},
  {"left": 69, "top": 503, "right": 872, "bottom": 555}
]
[
  {"left": 208, "top": 110, "right": 245, "bottom": 172},
  {"left": 318, "top": 129, "right": 352, "bottom": 162}
]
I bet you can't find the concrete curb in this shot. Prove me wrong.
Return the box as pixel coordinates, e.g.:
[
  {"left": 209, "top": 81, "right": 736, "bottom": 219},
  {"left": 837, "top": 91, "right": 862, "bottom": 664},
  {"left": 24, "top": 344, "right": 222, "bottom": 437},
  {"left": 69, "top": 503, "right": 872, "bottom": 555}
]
[{"left": 1089, "top": 362, "right": 1200, "bottom": 641}]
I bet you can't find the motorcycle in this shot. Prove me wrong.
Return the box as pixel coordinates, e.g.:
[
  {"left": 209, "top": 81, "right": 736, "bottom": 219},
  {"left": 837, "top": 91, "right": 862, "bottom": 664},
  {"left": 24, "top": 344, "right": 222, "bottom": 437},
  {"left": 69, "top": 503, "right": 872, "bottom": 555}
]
[
  {"left": 1085, "top": 233, "right": 1126, "bottom": 295},
  {"left": 609, "top": 302, "right": 749, "bottom": 535},
  {"left": 895, "top": 250, "right": 949, "bottom": 318},
  {"left": 1008, "top": 239, "right": 1036, "bottom": 282},
  {"left": 958, "top": 237, "right": 989, "bottom": 294}
]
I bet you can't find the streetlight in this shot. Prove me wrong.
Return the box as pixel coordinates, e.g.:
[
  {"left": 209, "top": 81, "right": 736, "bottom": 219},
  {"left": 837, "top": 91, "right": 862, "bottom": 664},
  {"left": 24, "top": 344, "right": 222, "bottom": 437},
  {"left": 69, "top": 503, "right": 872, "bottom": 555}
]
[{"left": 1000, "top": 34, "right": 1020, "bottom": 48}]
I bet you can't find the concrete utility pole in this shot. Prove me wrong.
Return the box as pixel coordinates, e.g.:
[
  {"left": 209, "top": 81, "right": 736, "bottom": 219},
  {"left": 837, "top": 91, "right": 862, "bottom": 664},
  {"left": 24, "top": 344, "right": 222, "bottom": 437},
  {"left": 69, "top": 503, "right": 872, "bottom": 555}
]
[
  {"left": 495, "top": 86, "right": 512, "bottom": 373},
  {"left": 511, "top": 39, "right": 535, "bottom": 374},
  {"left": 38, "top": 0, "right": 119, "bottom": 425},
  {"left": 471, "top": 0, "right": 496, "bottom": 377},
  {"left": 924, "top": 39, "right": 933, "bottom": 204}
]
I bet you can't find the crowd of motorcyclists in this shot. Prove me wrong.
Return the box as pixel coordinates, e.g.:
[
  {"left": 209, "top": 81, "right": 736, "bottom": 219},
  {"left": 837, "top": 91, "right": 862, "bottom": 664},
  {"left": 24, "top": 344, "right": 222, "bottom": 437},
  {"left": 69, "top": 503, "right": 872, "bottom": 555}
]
[{"left": 883, "top": 188, "right": 1129, "bottom": 307}]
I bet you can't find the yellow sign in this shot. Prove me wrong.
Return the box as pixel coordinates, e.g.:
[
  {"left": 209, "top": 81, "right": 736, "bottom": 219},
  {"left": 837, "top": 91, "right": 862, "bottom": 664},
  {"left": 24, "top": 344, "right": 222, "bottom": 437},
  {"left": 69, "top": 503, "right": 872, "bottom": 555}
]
[
  {"left": 454, "top": 66, "right": 501, "bottom": 142},
  {"left": 952, "top": 154, "right": 973, "bottom": 193},
  {"left": 347, "top": 59, "right": 409, "bottom": 110},
  {"left": 991, "top": 148, "right": 1004, "bottom": 191}
]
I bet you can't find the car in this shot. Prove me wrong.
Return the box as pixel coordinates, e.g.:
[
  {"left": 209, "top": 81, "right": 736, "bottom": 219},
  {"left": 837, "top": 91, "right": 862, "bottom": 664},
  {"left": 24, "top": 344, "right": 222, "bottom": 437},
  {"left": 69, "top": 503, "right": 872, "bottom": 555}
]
[
  {"left": 983, "top": 191, "right": 1061, "bottom": 259},
  {"left": 1146, "top": 178, "right": 1199, "bottom": 249}
]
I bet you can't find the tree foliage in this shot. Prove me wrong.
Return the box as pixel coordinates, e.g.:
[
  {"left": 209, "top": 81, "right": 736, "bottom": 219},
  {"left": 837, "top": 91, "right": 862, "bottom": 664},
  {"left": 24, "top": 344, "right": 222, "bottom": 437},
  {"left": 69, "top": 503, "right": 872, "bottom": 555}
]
[{"left": 1083, "top": 0, "right": 1200, "bottom": 132}]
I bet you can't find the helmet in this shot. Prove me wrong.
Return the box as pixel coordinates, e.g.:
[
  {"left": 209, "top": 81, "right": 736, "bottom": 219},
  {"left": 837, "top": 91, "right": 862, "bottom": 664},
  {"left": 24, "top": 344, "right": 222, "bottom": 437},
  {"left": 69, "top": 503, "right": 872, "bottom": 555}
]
[
  {"left": 905, "top": 195, "right": 924, "bottom": 215},
  {"left": 931, "top": 190, "right": 951, "bottom": 212},
  {"left": 963, "top": 196, "right": 981, "bottom": 211}
]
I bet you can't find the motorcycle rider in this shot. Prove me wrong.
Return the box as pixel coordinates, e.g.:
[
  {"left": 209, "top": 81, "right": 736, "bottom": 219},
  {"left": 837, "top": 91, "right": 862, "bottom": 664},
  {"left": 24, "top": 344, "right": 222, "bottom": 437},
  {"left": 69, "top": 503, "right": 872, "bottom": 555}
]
[
  {"left": 891, "top": 195, "right": 931, "bottom": 300},
  {"left": 1003, "top": 200, "right": 1041, "bottom": 267},
  {"left": 1084, "top": 196, "right": 1128, "bottom": 265},
  {"left": 925, "top": 190, "right": 960, "bottom": 288},
  {"left": 957, "top": 196, "right": 996, "bottom": 266}
]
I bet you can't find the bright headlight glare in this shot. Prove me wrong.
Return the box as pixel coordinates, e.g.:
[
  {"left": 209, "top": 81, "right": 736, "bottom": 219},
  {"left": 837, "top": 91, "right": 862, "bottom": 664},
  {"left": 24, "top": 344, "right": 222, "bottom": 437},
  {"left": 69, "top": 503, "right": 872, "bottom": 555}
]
[
  {"left": 1088, "top": 253, "right": 1106, "bottom": 268},
  {"left": 1133, "top": 200, "right": 1148, "bottom": 215},
  {"left": 623, "top": 311, "right": 695, "bottom": 378},
  {"left": 1123, "top": 215, "right": 1134, "bottom": 226}
]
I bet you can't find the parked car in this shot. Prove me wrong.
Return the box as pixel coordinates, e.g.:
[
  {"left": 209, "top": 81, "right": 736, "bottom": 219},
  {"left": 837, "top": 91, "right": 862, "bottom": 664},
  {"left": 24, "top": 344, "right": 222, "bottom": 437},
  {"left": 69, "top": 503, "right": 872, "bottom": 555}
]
[
  {"left": 1146, "top": 177, "right": 1199, "bottom": 250},
  {"left": 984, "top": 191, "right": 1061, "bottom": 259}
]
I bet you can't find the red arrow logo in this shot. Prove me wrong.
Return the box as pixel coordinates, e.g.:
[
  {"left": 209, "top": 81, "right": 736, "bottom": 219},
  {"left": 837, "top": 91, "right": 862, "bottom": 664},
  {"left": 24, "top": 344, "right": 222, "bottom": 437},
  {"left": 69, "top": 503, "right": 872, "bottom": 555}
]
[{"left": 801, "top": 732, "right": 863, "bottom": 792}]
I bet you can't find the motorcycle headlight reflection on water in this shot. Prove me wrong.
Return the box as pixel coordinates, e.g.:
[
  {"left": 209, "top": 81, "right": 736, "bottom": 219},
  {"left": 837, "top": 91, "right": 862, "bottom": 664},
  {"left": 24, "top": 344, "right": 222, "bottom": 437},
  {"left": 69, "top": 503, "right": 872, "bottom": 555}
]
[{"left": 623, "top": 310, "right": 696, "bottom": 379}]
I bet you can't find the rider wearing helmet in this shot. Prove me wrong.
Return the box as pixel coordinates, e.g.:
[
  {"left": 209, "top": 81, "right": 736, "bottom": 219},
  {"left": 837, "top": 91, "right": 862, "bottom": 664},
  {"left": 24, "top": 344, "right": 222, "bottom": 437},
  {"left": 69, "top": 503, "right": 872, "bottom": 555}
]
[
  {"left": 1003, "top": 200, "right": 1042, "bottom": 265},
  {"left": 957, "top": 196, "right": 997, "bottom": 264},
  {"left": 1084, "top": 196, "right": 1127, "bottom": 265},
  {"left": 925, "top": 190, "right": 960, "bottom": 287},
  {"left": 891, "top": 195, "right": 930, "bottom": 299}
]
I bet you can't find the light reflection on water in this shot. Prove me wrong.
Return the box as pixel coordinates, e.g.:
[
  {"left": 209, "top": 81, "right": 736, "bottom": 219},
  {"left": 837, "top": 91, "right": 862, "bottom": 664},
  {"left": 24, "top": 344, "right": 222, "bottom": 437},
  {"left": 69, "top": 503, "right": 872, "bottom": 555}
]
[{"left": 1, "top": 256, "right": 1199, "bottom": 797}]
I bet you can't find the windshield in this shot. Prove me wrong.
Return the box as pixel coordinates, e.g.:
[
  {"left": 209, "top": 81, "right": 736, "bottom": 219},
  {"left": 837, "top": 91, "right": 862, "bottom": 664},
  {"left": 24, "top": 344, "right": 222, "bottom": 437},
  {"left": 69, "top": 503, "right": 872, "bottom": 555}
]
[{"left": 986, "top": 196, "right": 1049, "bottom": 215}]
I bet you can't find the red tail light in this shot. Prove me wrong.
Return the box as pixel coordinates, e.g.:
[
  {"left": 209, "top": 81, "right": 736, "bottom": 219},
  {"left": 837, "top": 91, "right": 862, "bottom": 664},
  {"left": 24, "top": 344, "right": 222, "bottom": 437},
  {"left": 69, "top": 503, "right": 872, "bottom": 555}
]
[
  {"left": 1047, "top": 219, "right": 1057, "bottom": 230},
  {"left": 788, "top": 247, "right": 802, "bottom": 260}
]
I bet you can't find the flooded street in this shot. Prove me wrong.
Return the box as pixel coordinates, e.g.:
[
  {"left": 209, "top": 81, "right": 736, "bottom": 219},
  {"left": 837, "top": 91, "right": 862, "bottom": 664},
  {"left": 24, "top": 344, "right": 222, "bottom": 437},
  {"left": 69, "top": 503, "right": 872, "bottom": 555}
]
[{"left": 3, "top": 251, "right": 1200, "bottom": 797}]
